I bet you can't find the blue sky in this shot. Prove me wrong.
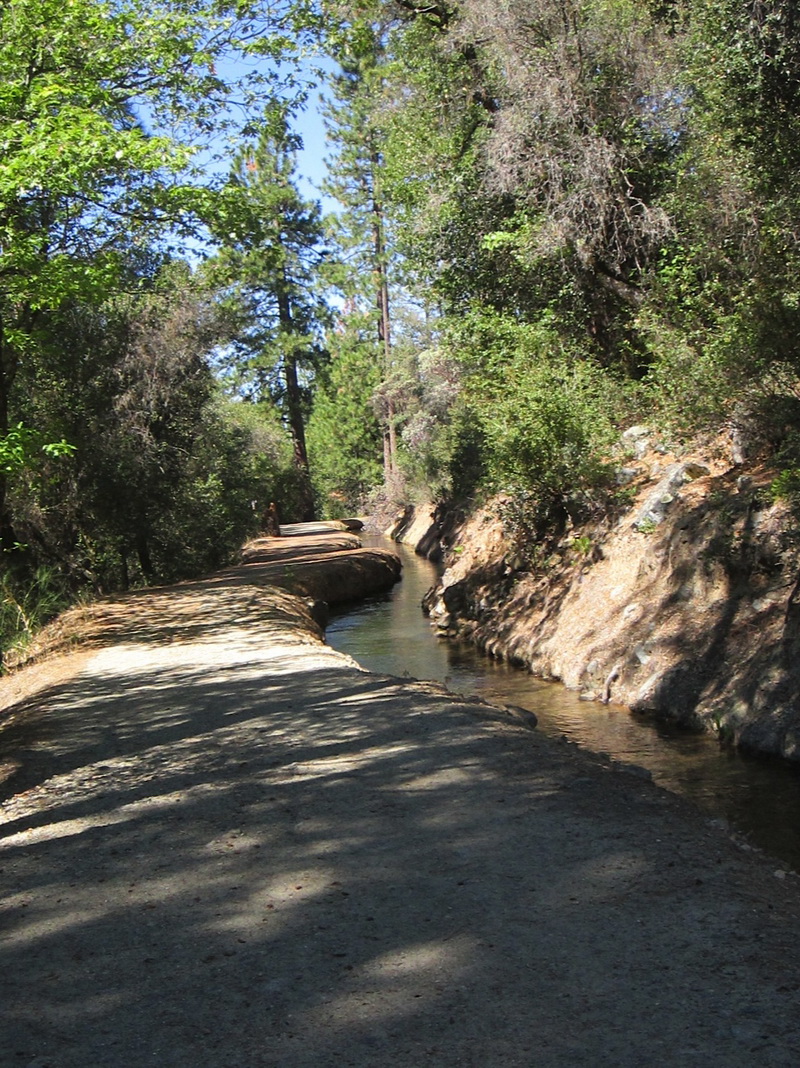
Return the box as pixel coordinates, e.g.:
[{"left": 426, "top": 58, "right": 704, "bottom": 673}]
[
  {"left": 291, "top": 59, "right": 340, "bottom": 214},
  {"left": 293, "top": 93, "right": 337, "bottom": 209}
]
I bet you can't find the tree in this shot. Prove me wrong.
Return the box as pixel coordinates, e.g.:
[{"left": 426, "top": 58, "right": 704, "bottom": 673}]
[
  {"left": 7, "top": 258, "right": 289, "bottom": 595},
  {"left": 322, "top": 17, "right": 401, "bottom": 478},
  {"left": 0, "top": 0, "right": 319, "bottom": 552},
  {"left": 309, "top": 0, "right": 800, "bottom": 519},
  {"left": 211, "top": 123, "right": 329, "bottom": 521},
  {"left": 308, "top": 1, "right": 672, "bottom": 514},
  {"left": 307, "top": 308, "right": 383, "bottom": 515}
]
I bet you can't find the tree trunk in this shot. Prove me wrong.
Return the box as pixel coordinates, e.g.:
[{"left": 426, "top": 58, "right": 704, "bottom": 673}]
[
  {"left": 371, "top": 166, "right": 397, "bottom": 480},
  {"left": 120, "top": 547, "right": 130, "bottom": 592},
  {"left": 277, "top": 275, "right": 316, "bottom": 522},
  {"left": 135, "top": 529, "right": 155, "bottom": 583},
  {"left": 0, "top": 312, "right": 20, "bottom": 556}
]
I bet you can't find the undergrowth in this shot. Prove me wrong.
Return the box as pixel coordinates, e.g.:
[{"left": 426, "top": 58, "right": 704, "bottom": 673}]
[{"left": 0, "top": 564, "right": 74, "bottom": 668}]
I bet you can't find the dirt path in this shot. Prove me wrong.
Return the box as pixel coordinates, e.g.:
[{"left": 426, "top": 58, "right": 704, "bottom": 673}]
[{"left": 2, "top": 530, "right": 800, "bottom": 1066}]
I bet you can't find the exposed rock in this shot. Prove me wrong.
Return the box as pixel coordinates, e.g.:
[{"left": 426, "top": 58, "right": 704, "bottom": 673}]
[
  {"left": 633, "top": 641, "right": 653, "bottom": 665},
  {"left": 279, "top": 520, "right": 349, "bottom": 536},
  {"left": 631, "top": 462, "right": 709, "bottom": 530},
  {"left": 501, "top": 703, "right": 539, "bottom": 729},
  {"left": 241, "top": 532, "right": 361, "bottom": 563},
  {"left": 615, "top": 466, "right": 641, "bottom": 485},
  {"left": 385, "top": 500, "right": 446, "bottom": 561},
  {"left": 622, "top": 425, "right": 652, "bottom": 459},
  {"left": 684, "top": 462, "right": 711, "bottom": 480},
  {"left": 240, "top": 531, "right": 401, "bottom": 606}
]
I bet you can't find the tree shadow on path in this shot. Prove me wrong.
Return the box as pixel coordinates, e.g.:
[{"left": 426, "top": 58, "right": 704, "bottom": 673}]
[{"left": 2, "top": 587, "right": 800, "bottom": 1066}]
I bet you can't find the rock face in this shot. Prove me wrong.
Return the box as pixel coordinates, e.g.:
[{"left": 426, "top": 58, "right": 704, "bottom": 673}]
[
  {"left": 385, "top": 500, "right": 453, "bottom": 562},
  {"left": 631, "top": 462, "right": 711, "bottom": 530},
  {"left": 423, "top": 446, "right": 800, "bottom": 762}
]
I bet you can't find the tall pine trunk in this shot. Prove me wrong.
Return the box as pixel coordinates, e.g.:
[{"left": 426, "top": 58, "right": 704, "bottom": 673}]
[
  {"left": 277, "top": 274, "right": 316, "bottom": 522},
  {"left": 371, "top": 167, "right": 397, "bottom": 481}
]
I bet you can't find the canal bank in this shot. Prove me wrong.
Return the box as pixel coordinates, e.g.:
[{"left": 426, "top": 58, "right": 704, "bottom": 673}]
[
  {"left": 2, "top": 526, "right": 800, "bottom": 1065},
  {"left": 400, "top": 435, "right": 800, "bottom": 765}
]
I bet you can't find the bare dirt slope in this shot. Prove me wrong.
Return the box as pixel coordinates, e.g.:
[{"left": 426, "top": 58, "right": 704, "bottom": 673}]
[
  {"left": 2, "top": 528, "right": 800, "bottom": 1066},
  {"left": 422, "top": 441, "right": 800, "bottom": 760}
]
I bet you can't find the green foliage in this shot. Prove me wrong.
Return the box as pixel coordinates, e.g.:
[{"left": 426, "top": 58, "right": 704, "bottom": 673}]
[
  {"left": 210, "top": 124, "right": 330, "bottom": 399},
  {"left": 309, "top": 0, "right": 800, "bottom": 534},
  {"left": 0, "top": 0, "right": 330, "bottom": 653},
  {"left": 0, "top": 0, "right": 325, "bottom": 560},
  {"left": 636, "top": 307, "right": 751, "bottom": 433},
  {"left": 208, "top": 122, "right": 330, "bottom": 520},
  {"left": 637, "top": 0, "right": 800, "bottom": 434},
  {"left": 0, "top": 565, "right": 72, "bottom": 661},
  {"left": 448, "top": 309, "right": 618, "bottom": 514},
  {"left": 771, "top": 468, "right": 800, "bottom": 503},
  {"left": 14, "top": 0, "right": 800, "bottom": 667},
  {"left": 768, "top": 419, "right": 800, "bottom": 515},
  {"left": 307, "top": 316, "right": 383, "bottom": 515},
  {"left": 571, "top": 535, "right": 593, "bottom": 556},
  {"left": 0, "top": 424, "right": 74, "bottom": 475},
  {"left": 0, "top": 0, "right": 314, "bottom": 323},
  {"left": 4, "top": 261, "right": 298, "bottom": 606},
  {"left": 479, "top": 359, "right": 616, "bottom": 515}
]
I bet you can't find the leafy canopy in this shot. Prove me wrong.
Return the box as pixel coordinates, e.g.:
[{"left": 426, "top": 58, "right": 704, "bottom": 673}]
[{"left": 0, "top": 0, "right": 323, "bottom": 314}]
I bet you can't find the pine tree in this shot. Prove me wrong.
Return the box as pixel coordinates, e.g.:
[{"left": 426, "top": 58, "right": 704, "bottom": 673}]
[
  {"left": 307, "top": 307, "right": 383, "bottom": 515},
  {"left": 213, "top": 123, "right": 330, "bottom": 522},
  {"left": 322, "top": 20, "right": 399, "bottom": 481}
]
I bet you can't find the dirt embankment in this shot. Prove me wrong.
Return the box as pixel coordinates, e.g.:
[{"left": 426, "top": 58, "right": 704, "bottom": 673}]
[
  {"left": 0, "top": 527, "right": 401, "bottom": 728},
  {"left": 398, "top": 439, "right": 800, "bottom": 761}
]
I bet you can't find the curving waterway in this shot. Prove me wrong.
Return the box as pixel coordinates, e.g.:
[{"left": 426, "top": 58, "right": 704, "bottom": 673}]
[{"left": 326, "top": 537, "right": 800, "bottom": 871}]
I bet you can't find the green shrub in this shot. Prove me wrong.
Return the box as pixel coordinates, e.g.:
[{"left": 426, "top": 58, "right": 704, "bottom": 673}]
[
  {"left": 463, "top": 321, "right": 619, "bottom": 527},
  {"left": 770, "top": 466, "right": 800, "bottom": 507},
  {"left": 0, "top": 564, "right": 73, "bottom": 663}
]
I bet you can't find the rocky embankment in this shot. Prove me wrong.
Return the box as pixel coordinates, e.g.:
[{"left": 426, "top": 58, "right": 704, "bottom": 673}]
[{"left": 398, "top": 432, "right": 800, "bottom": 761}]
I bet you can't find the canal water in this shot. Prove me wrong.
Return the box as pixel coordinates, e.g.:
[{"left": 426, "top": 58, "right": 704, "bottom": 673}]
[{"left": 326, "top": 537, "right": 800, "bottom": 871}]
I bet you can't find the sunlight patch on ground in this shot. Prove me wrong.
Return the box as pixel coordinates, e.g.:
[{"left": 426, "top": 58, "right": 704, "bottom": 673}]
[
  {"left": 1, "top": 905, "right": 109, "bottom": 949},
  {"left": 0, "top": 790, "right": 186, "bottom": 844},
  {"left": 303, "top": 937, "right": 476, "bottom": 1028},
  {"left": 268, "top": 744, "right": 418, "bottom": 784}
]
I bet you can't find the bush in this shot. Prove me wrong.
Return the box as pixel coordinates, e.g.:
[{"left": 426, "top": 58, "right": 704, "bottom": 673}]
[
  {"left": 0, "top": 564, "right": 73, "bottom": 663},
  {"left": 455, "top": 313, "right": 620, "bottom": 527}
]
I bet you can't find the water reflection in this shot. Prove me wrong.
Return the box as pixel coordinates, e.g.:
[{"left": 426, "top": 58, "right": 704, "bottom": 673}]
[{"left": 326, "top": 537, "right": 800, "bottom": 871}]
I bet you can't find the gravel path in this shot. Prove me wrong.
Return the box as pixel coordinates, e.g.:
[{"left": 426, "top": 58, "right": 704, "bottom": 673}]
[{"left": 2, "top": 533, "right": 800, "bottom": 1067}]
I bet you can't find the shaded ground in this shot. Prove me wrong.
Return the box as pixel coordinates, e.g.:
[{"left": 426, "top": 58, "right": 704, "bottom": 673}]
[{"left": 2, "top": 528, "right": 800, "bottom": 1066}]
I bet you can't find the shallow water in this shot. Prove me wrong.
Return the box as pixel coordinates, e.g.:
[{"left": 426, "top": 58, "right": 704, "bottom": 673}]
[{"left": 326, "top": 537, "right": 800, "bottom": 871}]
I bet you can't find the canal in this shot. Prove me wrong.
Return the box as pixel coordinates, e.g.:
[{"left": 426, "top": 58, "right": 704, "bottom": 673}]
[{"left": 326, "top": 537, "right": 800, "bottom": 871}]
